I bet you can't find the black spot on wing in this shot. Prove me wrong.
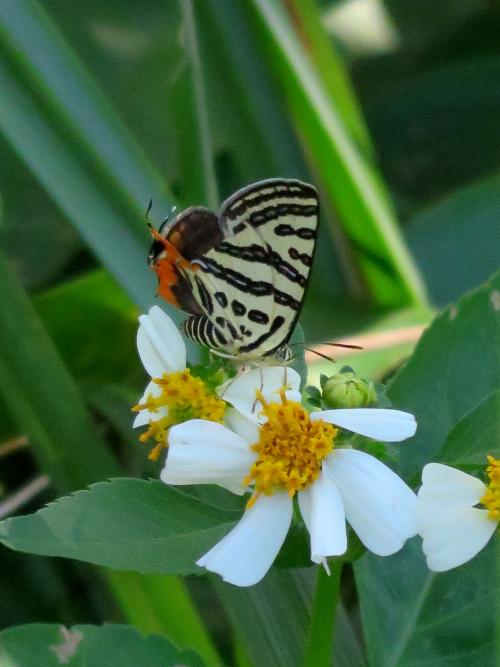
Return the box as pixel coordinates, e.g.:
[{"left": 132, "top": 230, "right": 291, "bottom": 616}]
[
  {"left": 231, "top": 300, "right": 246, "bottom": 316},
  {"left": 215, "top": 291, "right": 228, "bottom": 308},
  {"left": 248, "top": 309, "right": 269, "bottom": 325}
]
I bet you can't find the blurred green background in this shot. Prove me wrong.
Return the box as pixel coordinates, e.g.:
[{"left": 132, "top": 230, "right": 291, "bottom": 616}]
[{"left": 0, "top": 0, "right": 499, "bottom": 663}]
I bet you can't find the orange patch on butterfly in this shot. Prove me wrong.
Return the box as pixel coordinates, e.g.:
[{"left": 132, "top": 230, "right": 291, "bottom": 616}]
[{"left": 150, "top": 227, "right": 199, "bottom": 307}]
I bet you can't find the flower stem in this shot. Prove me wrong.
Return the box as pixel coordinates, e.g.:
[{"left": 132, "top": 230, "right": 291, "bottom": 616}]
[{"left": 303, "top": 562, "right": 343, "bottom": 667}]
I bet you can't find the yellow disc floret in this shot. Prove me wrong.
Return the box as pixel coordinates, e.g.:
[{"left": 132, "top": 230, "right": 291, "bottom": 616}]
[
  {"left": 132, "top": 369, "right": 225, "bottom": 461},
  {"left": 480, "top": 455, "right": 500, "bottom": 521},
  {"left": 244, "top": 390, "right": 337, "bottom": 508}
]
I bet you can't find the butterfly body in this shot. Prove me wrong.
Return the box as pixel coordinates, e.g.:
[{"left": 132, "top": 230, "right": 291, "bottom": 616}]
[{"left": 149, "top": 178, "right": 318, "bottom": 361}]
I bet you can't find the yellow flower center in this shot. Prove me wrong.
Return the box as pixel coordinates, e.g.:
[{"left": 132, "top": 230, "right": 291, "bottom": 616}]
[
  {"left": 244, "top": 391, "right": 337, "bottom": 508},
  {"left": 480, "top": 455, "right": 500, "bottom": 521},
  {"left": 132, "top": 369, "right": 225, "bottom": 461}
]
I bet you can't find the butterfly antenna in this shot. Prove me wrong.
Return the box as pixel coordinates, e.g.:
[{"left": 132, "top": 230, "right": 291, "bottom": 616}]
[
  {"left": 304, "top": 346, "right": 336, "bottom": 363},
  {"left": 145, "top": 199, "right": 154, "bottom": 231},
  {"left": 321, "top": 342, "right": 364, "bottom": 350},
  {"left": 160, "top": 205, "right": 178, "bottom": 228}
]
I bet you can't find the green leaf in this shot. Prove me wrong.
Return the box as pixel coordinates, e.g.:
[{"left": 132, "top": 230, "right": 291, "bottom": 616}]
[
  {"left": 387, "top": 270, "right": 500, "bottom": 483},
  {"left": 0, "top": 479, "right": 242, "bottom": 574},
  {"left": 0, "top": 0, "right": 175, "bottom": 313},
  {"left": 34, "top": 269, "right": 138, "bottom": 383},
  {"left": 406, "top": 175, "right": 500, "bottom": 306},
  {"left": 355, "top": 537, "right": 496, "bottom": 667},
  {"left": 244, "top": 0, "right": 427, "bottom": 308},
  {"left": 0, "top": 623, "right": 204, "bottom": 667},
  {"left": 0, "top": 250, "right": 119, "bottom": 491},
  {"left": 356, "top": 272, "right": 500, "bottom": 666},
  {"left": 105, "top": 571, "right": 220, "bottom": 667},
  {"left": 217, "top": 567, "right": 365, "bottom": 667},
  {"left": 214, "top": 569, "right": 313, "bottom": 667},
  {"left": 435, "top": 390, "right": 500, "bottom": 469}
]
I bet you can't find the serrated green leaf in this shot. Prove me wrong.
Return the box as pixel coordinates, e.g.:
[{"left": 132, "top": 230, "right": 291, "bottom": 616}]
[
  {"left": 0, "top": 479, "right": 242, "bottom": 575},
  {"left": 355, "top": 537, "right": 496, "bottom": 667},
  {"left": 435, "top": 390, "right": 500, "bottom": 469},
  {"left": 0, "top": 623, "right": 204, "bottom": 667},
  {"left": 387, "top": 271, "right": 500, "bottom": 483},
  {"left": 356, "top": 272, "right": 500, "bottom": 667}
]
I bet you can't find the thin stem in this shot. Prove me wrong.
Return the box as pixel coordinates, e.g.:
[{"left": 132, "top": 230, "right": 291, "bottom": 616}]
[
  {"left": 0, "top": 474, "right": 50, "bottom": 519},
  {"left": 0, "top": 435, "right": 29, "bottom": 458},
  {"left": 303, "top": 562, "right": 343, "bottom": 667}
]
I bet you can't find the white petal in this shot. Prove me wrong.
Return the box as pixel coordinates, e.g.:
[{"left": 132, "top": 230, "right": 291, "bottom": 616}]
[
  {"left": 196, "top": 492, "right": 292, "bottom": 586},
  {"left": 299, "top": 470, "right": 347, "bottom": 562},
  {"left": 419, "top": 506, "right": 497, "bottom": 572},
  {"left": 224, "top": 408, "right": 260, "bottom": 444},
  {"left": 133, "top": 380, "right": 167, "bottom": 428},
  {"left": 218, "top": 367, "right": 301, "bottom": 422},
  {"left": 325, "top": 449, "right": 417, "bottom": 556},
  {"left": 161, "top": 420, "right": 254, "bottom": 493},
  {"left": 137, "top": 306, "right": 186, "bottom": 377},
  {"left": 418, "top": 463, "right": 487, "bottom": 513},
  {"left": 313, "top": 408, "right": 416, "bottom": 442}
]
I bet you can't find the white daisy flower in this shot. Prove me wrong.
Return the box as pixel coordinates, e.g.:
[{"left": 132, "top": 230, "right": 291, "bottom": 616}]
[
  {"left": 132, "top": 306, "right": 301, "bottom": 460},
  {"left": 417, "top": 458, "right": 499, "bottom": 572},
  {"left": 162, "top": 387, "right": 418, "bottom": 587}
]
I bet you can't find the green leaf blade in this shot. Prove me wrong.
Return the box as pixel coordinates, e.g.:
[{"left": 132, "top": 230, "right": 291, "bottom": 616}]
[
  {"left": 387, "top": 270, "right": 500, "bottom": 483},
  {"left": 435, "top": 390, "right": 500, "bottom": 468},
  {"left": 0, "top": 623, "right": 204, "bottom": 667},
  {"left": 0, "top": 479, "right": 241, "bottom": 575}
]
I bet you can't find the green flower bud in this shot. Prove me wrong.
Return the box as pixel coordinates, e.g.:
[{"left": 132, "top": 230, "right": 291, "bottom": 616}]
[{"left": 322, "top": 372, "right": 376, "bottom": 408}]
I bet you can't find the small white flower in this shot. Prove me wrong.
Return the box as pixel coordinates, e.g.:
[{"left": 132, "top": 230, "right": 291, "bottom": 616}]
[
  {"left": 132, "top": 306, "right": 302, "bottom": 460},
  {"left": 417, "top": 460, "right": 499, "bottom": 572},
  {"left": 162, "top": 389, "right": 417, "bottom": 587},
  {"left": 133, "top": 306, "right": 187, "bottom": 430}
]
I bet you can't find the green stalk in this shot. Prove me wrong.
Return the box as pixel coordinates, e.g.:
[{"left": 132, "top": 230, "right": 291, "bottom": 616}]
[
  {"left": 303, "top": 563, "right": 342, "bottom": 667},
  {"left": 106, "top": 571, "right": 221, "bottom": 667}
]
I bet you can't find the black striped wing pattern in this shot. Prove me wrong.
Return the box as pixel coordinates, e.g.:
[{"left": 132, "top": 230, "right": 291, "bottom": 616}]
[{"left": 151, "top": 178, "right": 319, "bottom": 361}]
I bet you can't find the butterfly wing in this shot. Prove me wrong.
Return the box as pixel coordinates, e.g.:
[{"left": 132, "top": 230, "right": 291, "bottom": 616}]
[
  {"left": 150, "top": 179, "right": 318, "bottom": 360},
  {"left": 197, "top": 178, "right": 319, "bottom": 358}
]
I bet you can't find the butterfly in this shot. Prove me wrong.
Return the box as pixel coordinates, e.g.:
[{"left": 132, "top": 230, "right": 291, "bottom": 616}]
[{"left": 148, "top": 178, "right": 319, "bottom": 362}]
